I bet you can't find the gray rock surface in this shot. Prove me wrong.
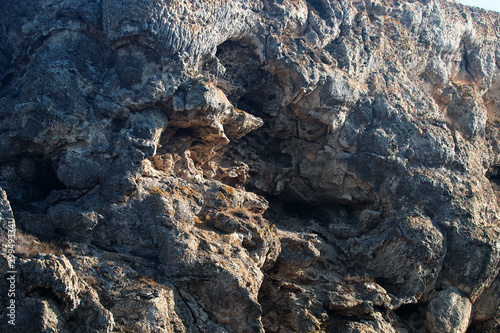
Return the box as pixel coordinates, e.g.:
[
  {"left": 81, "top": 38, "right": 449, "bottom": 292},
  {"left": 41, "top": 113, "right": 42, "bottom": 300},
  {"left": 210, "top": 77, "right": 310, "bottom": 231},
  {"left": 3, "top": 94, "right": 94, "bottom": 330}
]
[{"left": 1, "top": 0, "right": 499, "bottom": 332}]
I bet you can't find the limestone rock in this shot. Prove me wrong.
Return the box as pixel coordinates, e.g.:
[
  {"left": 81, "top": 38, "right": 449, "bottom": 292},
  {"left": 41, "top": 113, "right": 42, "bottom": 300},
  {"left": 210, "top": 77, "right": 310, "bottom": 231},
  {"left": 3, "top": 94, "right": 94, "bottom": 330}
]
[
  {"left": 0, "top": 188, "right": 15, "bottom": 254},
  {"left": 426, "top": 287, "right": 472, "bottom": 333},
  {"left": 348, "top": 212, "right": 446, "bottom": 298},
  {"left": 0, "top": 254, "right": 115, "bottom": 333},
  {"left": 0, "top": 0, "right": 500, "bottom": 332},
  {"left": 472, "top": 273, "right": 500, "bottom": 331}
]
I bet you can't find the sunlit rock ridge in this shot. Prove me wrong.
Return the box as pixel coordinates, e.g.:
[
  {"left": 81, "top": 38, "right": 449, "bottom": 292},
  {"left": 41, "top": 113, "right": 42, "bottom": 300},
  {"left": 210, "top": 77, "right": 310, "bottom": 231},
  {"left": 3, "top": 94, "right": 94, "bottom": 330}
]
[{"left": 0, "top": 0, "right": 499, "bottom": 332}]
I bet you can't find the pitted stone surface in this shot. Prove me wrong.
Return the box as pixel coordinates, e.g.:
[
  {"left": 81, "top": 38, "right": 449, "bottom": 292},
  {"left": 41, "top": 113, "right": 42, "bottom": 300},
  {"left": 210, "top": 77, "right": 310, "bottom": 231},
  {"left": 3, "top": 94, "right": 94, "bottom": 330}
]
[{"left": 0, "top": 0, "right": 499, "bottom": 332}]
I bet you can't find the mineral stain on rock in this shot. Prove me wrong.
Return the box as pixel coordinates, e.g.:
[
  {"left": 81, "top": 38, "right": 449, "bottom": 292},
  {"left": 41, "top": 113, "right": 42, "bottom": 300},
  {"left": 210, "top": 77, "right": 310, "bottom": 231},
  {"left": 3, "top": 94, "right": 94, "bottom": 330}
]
[{"left": 0, "top": 0, "right": 499, "bottom": 332}]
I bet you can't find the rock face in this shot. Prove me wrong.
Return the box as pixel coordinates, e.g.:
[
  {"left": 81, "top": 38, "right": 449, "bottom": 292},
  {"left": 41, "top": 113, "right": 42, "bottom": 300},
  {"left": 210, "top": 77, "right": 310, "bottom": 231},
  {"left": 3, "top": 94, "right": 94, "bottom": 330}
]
[{"left": 0, "top": 0, "right": 499, "bottom": 332}]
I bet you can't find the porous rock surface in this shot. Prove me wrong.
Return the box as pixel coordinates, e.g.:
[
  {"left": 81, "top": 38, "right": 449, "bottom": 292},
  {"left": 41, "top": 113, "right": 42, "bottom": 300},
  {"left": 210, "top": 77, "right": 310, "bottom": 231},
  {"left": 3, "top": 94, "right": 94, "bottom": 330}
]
[{"left": 0, "top": 0, "right": 499, "bottom": 332}]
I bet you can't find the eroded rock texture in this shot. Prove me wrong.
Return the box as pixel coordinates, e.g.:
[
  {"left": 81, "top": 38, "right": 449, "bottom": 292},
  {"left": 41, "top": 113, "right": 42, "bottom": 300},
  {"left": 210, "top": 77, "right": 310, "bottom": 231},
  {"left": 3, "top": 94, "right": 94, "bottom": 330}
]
[{"left": 0, "top": 0, "right": 499, "bottom": 332}]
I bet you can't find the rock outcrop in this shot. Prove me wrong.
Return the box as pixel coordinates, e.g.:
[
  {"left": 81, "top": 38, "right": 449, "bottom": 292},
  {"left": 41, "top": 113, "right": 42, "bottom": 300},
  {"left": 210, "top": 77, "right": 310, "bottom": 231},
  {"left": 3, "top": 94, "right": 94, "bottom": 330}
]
[{"left": 1, "top": 0, "right": 499, "bottom": 332}]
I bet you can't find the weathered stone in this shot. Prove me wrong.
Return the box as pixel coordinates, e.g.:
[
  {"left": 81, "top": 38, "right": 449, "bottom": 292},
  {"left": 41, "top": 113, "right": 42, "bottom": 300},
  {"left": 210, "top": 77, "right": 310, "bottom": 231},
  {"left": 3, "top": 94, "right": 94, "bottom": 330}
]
[
  {"left": 0, "top": 188, "right": 16, "bottom": 255},
  {"left": 348, "top": 212, "right": 446, "bottom": 299},
  {"left": 426, "top": 287, "right": 472, "bottom": 333},
  {"left": 0, "top": 0, "right": 499, "bottom": 332},
  {"left": 0, "top": 254, "right": 115, "bottom": 333},
  {"left": 472, "top": 273, "right": 500, "bottom": 331}
]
